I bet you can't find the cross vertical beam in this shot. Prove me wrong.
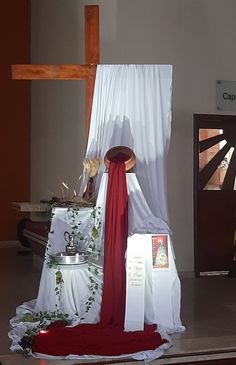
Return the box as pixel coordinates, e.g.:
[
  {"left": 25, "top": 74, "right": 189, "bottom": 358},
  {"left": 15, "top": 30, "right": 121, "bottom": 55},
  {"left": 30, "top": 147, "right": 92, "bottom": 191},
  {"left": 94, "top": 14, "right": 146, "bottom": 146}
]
[{"left": 84, "top": 5, "right": 99, "bottom": 137}]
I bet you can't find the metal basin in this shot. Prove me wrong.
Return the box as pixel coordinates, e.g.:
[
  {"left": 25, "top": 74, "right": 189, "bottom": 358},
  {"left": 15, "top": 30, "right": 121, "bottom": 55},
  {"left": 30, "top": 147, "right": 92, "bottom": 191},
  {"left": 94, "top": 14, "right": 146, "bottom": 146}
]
[{"left": 50, "top": 252, "right": 88, "bottom": 265}]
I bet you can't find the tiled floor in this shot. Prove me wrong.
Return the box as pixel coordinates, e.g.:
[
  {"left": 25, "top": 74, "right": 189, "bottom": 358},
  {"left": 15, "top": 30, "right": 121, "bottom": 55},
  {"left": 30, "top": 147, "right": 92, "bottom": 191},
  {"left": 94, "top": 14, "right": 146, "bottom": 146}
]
[{"left": 1, "top": 242, "right": 236, "bottom": 364}]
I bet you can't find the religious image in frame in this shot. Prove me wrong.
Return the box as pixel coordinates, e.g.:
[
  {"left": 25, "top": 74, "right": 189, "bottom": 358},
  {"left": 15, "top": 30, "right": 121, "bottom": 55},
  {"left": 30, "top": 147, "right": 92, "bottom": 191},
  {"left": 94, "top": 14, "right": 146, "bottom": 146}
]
[{"left": 152, "top": 234, "right": 169, "bottom": 269}]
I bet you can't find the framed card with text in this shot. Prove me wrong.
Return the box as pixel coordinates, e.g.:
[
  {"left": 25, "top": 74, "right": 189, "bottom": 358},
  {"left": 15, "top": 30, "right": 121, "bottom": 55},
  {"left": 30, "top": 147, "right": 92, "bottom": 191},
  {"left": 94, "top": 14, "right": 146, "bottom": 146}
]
[{"left": 152, "top": 234, "right": 169, "bottom": 269}]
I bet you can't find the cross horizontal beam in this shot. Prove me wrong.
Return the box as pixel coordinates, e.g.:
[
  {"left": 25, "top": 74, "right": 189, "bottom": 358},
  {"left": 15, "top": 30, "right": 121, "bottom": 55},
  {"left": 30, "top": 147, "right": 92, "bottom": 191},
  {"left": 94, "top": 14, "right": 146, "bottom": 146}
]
[{"left": 12, "top": 64, "right": 97, "bottom": 80}]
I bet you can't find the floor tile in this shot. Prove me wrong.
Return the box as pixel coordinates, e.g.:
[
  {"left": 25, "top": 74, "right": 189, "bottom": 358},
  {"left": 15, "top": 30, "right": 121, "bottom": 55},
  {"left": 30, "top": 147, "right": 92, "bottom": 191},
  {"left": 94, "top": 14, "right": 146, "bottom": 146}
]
[{"left": 1, "top": 244, "right": 236, "bottom": 364}]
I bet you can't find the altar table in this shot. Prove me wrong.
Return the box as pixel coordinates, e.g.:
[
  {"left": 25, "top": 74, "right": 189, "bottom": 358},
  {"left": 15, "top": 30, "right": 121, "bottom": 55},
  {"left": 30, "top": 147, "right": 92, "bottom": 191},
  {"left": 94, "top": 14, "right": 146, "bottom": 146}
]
[
  {"left": 33, "top": 173, "right": 183, "bottom": 332},
  {"left": 34, "top": 206, "right": 103, "bottom": 323}
]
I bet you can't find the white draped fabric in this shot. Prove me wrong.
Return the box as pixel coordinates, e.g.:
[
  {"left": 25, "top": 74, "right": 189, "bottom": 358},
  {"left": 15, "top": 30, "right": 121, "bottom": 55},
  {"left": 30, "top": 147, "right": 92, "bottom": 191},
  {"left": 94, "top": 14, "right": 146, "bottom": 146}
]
[
  {"left": 9, "top": 65, "right": 184, "bottom": 361},
  {"left": 84, "top": 64, "right": 184, "bottom": 333},
  {"left": 82, "top": 64, "right": 172, "bottom": 224}
]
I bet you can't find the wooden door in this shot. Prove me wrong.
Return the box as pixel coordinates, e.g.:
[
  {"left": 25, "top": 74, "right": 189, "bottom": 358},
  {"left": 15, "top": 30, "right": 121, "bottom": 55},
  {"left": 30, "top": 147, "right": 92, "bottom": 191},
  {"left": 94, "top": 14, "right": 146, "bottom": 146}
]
[{"left": 194, "top": 114, "right": 236, "bottom": 276}]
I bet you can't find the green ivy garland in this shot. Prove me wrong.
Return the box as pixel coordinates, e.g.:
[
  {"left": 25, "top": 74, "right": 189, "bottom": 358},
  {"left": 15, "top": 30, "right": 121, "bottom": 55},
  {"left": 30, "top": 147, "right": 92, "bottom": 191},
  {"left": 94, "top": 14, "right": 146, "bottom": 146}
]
[
  {"left": 85, "top": 265, "right": 101, "bottom": 313},
  {"left": 18, "top": 310, "right": 70, "bottom": 356},
  {"left": 46, "top": 255, "right": 64, "bottom": 300}
]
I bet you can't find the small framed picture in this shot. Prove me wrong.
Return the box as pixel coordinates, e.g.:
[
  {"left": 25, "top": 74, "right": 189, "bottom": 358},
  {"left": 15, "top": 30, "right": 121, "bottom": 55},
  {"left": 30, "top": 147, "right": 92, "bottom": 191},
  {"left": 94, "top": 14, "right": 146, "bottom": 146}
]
[{"left": 152, "top": 234, "right": 169, "bottom": 269}]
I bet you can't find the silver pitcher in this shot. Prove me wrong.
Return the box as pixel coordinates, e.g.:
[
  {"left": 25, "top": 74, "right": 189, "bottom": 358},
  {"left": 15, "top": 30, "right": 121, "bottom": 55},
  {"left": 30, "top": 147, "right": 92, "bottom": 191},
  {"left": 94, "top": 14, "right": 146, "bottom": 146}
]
[{"left": 64, "top": 231, "right": 78, "bottom": 256}]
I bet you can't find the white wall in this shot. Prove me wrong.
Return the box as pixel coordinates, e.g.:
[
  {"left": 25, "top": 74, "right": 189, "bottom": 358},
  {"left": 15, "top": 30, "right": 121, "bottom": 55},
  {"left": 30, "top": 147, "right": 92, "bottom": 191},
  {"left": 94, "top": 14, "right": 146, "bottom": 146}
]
[
  {"left": 31, "top": 0, "right": 236, "bottom": 272},
  {"left": 31, "top": 0, "right": 86, "bottom": 201}
]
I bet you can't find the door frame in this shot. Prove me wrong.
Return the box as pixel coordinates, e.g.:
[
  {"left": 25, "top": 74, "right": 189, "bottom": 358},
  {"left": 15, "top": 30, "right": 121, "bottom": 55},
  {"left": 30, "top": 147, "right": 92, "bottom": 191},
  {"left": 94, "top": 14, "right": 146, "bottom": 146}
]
[{"left": 194, "top": 113, "right": 236, "bottom": 276}]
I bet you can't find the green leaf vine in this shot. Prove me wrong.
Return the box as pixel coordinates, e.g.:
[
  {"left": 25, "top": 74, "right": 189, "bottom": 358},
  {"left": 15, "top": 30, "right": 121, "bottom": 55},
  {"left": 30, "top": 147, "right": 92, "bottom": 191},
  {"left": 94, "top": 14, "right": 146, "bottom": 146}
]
[
  {"left": 85, "top": 265, "right": 102, "bottom": 313},
  {"left": 46, "top": 256, "right": 64, "bottom": 300},
  {"left": 87, "top": 205, "right": 102, "bottom": 256}
]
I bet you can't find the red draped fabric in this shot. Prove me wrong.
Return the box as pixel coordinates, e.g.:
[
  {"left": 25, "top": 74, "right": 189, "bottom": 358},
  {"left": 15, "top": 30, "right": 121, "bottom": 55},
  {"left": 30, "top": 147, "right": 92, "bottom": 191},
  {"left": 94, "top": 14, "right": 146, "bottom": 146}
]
[
  {"left": 99, "top": 161, "right": 128, "bottom": 326},
  {"left": 32, "top": 159, "right": 168, "bottom": 357}
]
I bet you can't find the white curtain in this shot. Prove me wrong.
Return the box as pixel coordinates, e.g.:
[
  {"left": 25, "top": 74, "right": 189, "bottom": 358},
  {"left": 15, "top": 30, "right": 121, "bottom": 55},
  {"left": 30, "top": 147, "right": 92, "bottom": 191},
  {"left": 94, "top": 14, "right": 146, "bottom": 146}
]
[
  {"left": 84, "top": 65, "right": 184, "bottom": 334},
  {"left": 84, "top": 64, "right": 172, "bottom": 226}
]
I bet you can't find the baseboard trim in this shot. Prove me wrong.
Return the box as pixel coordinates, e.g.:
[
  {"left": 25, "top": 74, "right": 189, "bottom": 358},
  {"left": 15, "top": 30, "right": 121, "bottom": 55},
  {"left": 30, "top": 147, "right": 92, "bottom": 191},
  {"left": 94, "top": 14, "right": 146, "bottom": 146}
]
[{"left": 0, "top": 240, "right": 22, "bottom": 248}]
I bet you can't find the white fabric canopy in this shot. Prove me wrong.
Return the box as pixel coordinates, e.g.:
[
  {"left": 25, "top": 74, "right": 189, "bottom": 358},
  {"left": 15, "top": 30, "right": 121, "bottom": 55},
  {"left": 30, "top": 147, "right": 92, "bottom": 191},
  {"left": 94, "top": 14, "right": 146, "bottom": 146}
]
[
  {"left": 82, "top": 64, "right": 172, "bottom": 225},
  {"left": 84, "top": 64, "right": 184, "bottom": 333}
]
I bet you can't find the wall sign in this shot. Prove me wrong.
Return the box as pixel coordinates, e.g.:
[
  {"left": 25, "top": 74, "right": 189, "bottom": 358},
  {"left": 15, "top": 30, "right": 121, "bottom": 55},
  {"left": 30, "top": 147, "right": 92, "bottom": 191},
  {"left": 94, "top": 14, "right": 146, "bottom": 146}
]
[{"left": 216, "top": 80, "right": 236, "bottom": 111}]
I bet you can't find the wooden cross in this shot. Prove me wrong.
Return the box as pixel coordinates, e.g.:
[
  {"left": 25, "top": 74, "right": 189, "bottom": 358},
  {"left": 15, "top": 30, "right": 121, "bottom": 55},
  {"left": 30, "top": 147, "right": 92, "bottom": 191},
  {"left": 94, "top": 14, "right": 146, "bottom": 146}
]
[{"left": 12, "top": 5, "right": 99, "bottom": 138}]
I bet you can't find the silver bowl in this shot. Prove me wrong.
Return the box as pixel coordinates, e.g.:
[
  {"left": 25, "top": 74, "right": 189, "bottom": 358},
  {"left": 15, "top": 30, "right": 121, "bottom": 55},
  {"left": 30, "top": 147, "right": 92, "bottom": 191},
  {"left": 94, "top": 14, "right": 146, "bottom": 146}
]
[{"left": 50, "top": 252, "right": 88, "bottom": 265}]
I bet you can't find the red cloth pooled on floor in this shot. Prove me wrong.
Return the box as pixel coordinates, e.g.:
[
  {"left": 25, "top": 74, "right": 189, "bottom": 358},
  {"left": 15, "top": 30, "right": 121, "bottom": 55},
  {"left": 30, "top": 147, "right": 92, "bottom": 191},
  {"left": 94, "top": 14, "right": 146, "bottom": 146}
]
[
  {"left": 32, "top": 159, "right": 168, "bottom": 357},
  {"left": 32, "top": 323, "right": 167, "bottom": 356}
]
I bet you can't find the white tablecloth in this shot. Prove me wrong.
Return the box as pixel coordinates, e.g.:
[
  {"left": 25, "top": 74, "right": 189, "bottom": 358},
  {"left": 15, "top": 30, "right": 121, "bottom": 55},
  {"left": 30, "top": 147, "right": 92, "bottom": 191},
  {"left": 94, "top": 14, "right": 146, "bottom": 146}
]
[
  {"left": 34, "top": 206, "right": 103, "bottom": 323},
  {"left": 9, "top": 173, "right": 184, "bottom": 360},
  {"left": 35, "top": 261, "right": 103, "bottom": 323}
]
